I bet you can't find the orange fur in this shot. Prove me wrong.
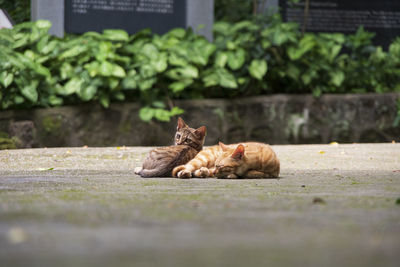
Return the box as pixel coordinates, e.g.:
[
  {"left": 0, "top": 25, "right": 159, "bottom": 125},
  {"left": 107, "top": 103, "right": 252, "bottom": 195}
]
[
  {"left": 214, "top": 142, "right": 280, "bottom": 179},
  {"left": 172, "top": 142, "right": 280, "bottom": 179}
]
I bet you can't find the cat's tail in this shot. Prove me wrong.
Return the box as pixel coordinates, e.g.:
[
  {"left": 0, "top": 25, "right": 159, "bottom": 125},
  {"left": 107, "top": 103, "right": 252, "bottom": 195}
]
[{"left": 136, "top": 167, "right": 170, "bottom": 178}]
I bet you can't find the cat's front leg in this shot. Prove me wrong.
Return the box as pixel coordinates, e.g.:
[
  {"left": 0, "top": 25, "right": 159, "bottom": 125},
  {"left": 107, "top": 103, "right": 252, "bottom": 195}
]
[
  {"left": 193, "top": 167, "right": 214, "bottom": 178},
  {"left": 172, "top": 165, "right": 193, "bottom": 178}
]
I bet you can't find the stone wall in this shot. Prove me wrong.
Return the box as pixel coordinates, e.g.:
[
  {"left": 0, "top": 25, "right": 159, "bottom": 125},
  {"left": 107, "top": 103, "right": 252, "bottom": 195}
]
[{"left": 0, "top": 93, "right": 399, "bottom": 148}]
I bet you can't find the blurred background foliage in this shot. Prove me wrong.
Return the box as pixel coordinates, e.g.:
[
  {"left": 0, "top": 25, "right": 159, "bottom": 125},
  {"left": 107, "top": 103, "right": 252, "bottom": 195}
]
[
  {"left": 0, "top": 0, "right": 399, "bottom": 122},
  {"left": 0, "top": 0, "right": 30, "bottom": 24}
]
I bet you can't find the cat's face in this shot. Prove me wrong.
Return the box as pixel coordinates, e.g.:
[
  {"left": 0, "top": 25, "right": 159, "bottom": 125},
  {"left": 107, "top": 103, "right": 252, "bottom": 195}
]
[
  {"left": 214, "top": 143, "right": 245, "bottom": 178},
  {"left": 174, "top": 117, "right": 207, "bottom": 151}
]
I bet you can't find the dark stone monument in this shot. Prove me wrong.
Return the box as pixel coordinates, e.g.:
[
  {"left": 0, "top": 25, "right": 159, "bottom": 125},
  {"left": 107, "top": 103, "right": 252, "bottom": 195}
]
[
  {"left": 65, "top": 0, "right": 186, "bottom": 35},
  {"left": 32, "top": 0, "right": 213, "bottom": 40},
  {"left": 279, "top": 0, "right": 400, "bottom": 48}
]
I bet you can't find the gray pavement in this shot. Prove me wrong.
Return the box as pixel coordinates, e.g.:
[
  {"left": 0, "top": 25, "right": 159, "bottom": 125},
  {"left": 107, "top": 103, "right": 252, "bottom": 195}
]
[{"left": 0, "top": 143, "right": 399, "bottom": 267}]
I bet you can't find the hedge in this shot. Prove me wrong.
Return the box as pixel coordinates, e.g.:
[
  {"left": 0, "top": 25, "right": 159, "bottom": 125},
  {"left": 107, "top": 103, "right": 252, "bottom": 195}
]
[{"left": 0, "top": 15, "right": 399, "bottom": 121}]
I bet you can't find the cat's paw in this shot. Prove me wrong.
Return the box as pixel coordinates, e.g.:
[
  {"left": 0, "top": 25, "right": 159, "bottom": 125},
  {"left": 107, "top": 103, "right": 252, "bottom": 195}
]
[
  {"left": 172, "top": 165, "right": 185, "bottom": 177},
  {"left": 177, "top": 170, "right": 192, "bottom": 179},
  {"left": 134, "top": 167, "right": 142, "bottom": 175},
  {"left": 194, "top": 167, "right": 212, "bottom": 178}
]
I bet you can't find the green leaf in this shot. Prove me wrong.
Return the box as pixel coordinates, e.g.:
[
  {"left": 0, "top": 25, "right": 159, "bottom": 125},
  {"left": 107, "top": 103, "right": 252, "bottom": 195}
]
[
  {"left": 142, "top": 43, "right": 159, "bottom": 60},
  {"left": 312, "top": 88, "right": 322, "bottom": 98},
  {"left": 170, "top": 106, "right": 184, "bottom": 116},
  {"left": 213, "top": 22, "right": 231, "bottom": 36},
  {"left": 262, "top": 39, "right": 271, "bottom": 49},
  {"left": 215, "top": 51, "right": 228, "bottom": 68},
  {"left": 330, "top": 71, "right": 345, "bottom": 87},
  {"left": 329, "top": 45, "right": 342, "bottom": 61},
  {"left": 168, "top": 79, "right": 193, "bottom": 93},
  {"left": 139, "top": 78, "right": 157, "bottom": 91},
  {"left": 61, "top": 63, "right": 74, "bottom": 80},
  {"left": 249, "top": 59, "right": 268, "bottom": 80},
  {"left": 99, "top": 61, "right": 126, "bottom": 77},
  {"left": 179, "top": 65, "right": 198, "bottom": 79},
  {"left": 12, "top": 34, "right": 29, "bottom": 49},
  {"left": 139, "top": 107, "right": 155, "bottom": 121},
  {"left": 122, "top": 73, "right": 138, "bottom": 90},
  {"left": 59, "top": 45, "right": 87, "bottom": 59},
  {"left": 169, "top": 53, "right": 188, "bottom": 66},
  {"left": 287, "top": 35, "right": 315, "bottom": 60},
  {"left": 301, "top": 73, "right": 312, "bottom": 85},
  {"left": 21, "top": 80, "right": 39, "bottom": 102},
  {"left": 154, "top": 108, "right": 171, "bottom": 122},
  {"left": 63, "top": 77, "right": 84, "bottom": 95},
  {"left": 36, "top": 35, "right": 49, "bottom": 52},
  {"left": 14, "top": 96, "right": 24, "bottom": 104},
  {"left": 152, "top": 101, "right": 166, "bottom": 108},
  {"left": 108, "top": 78, "right": 120, "bottom": 89},
  {"left": 100, "top": 95, "right": 110, "bottom": 108},
  {"left": 114, "top": 92, "right": 125, "bottom": 101},
  {"left": 122, "top": 78, "right": 137, "bottom": 90},
  {"left": 84, "top": 61, "right": 100, "bottom": 77},
  {"left": 203, "top": 73, "right": 219, "bottom": 87},
  {"left": 218, "top": 69, "right": 238, "bottom": 88},
  {"left": 167, "top": 28, "right": 186, "bottom": 39},
  {"left": 139, "top": 64, "right": 157, "bottom": 78},
  {"left": 227, "top": 48, "right": 246, "bottom": 70},
  {"left": 226, "top": 41, "right": 236, "bottom": 50},
  {"left": 207, "top": 68, "right": 238, "bottom": 89},
  {"left": 103, "top": 29, "right": 129, "bottom": 41},
  {"left": 33, "top": 63, "right": 51, "bottom": 78},
  {"left": 167, "top": 66, "right": 198, "bottom": 80},
  {"left": 111, "top": 64, "right": 126, "bottom": 78},
  {"left": 151, "top": 57, "right": 168, "bottom": 73},
  {"left": 0, "top": 72, "right": 13, "bottom": 88},
  {"left": 35, "top": 20, "right": 52, "bottom": 30},
  {"left": 237, "top": 77, "right": 248, "bottom": 85},
  {"left": 78, "top": 85, "right": 97, "bottom": 101},
  {"left": 286, "top": 64, "right": 300, "bottom": 80},
  {"left": 37, "top": 37, "right": 58, "bottom": 54},
  {"left": 48, "top": 95, "right": 63, "bottom": 106},
  {"left": 99, "top": 61, "right": 113, "bottom": 76}
]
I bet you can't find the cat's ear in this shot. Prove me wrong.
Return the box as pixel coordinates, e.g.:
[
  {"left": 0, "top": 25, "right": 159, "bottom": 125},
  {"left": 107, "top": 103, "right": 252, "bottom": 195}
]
[
  {"left": 219, "top": 141, "right": 229, "bottom": 151},
  {"left": 177, "top": 117, "right": 187, "bottom": 130},
  {"left": 231, "top": 144, "right": 245, "bottom": 160},
  {"left": 195, "top": 126, "right": 207, "bottom": 139}
]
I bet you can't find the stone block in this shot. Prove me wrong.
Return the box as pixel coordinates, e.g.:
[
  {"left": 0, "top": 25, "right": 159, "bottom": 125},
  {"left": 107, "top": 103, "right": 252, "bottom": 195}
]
[
  {"left": 1, "top": 93, "right": 399, "bottom": 148},
  {"left": 31, "top": 0, "right": 64, "bottom": 37}
]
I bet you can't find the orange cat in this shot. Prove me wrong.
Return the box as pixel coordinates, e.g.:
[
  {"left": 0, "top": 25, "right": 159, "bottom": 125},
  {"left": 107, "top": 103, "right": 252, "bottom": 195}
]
[{"left": 172, "top": 142, "right": 280, "bottom": 179}]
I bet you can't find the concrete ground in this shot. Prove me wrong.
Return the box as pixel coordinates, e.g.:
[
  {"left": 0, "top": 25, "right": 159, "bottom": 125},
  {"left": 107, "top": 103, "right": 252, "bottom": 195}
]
[{"left": 0, "top": 143, "right": 399, "bottom": 267}]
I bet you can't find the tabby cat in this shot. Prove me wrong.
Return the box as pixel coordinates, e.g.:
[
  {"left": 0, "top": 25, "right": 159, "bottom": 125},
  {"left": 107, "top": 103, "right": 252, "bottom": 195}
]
[
  {"left": 135, "top": 118, "right": 206, "bottom": 177},
  {"left": 172, "top": 142, "right": 280, "bottom": 179}
]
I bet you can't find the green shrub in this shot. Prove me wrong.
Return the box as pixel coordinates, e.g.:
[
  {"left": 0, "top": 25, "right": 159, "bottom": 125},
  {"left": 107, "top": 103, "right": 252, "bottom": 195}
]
[
  {"left": 1, "top": 16, "right": 399, "bottom": 122},
  {"left": 0, "top": 0, "right": 30, "bottom": 24}
]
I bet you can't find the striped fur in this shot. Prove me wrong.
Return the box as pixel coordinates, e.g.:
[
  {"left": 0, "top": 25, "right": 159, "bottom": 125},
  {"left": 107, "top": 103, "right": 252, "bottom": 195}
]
[
  {"left": 135, "top": 118, "right": 206, "bottom": 177},
  {"left": 172, "top": 142, "right": 280, "bottom": 179}
]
